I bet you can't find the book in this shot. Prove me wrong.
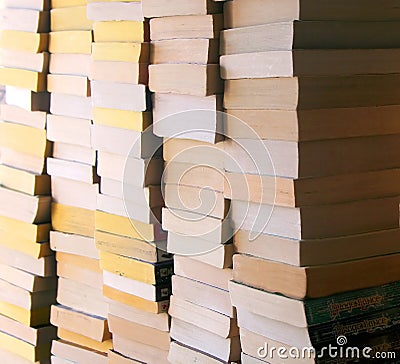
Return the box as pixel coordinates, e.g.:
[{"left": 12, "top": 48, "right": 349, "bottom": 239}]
[
  {"left": 150, "top": 14, "right": 223, "bottom": 41},
  {"left": 1, "top": 49, "right": 48, "bottom": 73},
  {"left": 0, "top": 30, "right": 48, "bottom": 53},
  {"left": 90, "top": 61, "right": 148, "bottom": 85},
  {"left": 49, "top": 53, "right": 91, "bottom": 76},
  {"left": 91, "top": 42, "right": 149, "bottom": 63},
  {"left": 142, "top": 0, "right": 222, "bottom": 17},
  {"left": 150, "top": 39, "right": 219, "bottom": 64},
  {"left": 86, "top": 2, "right": 144, "bottom": 22},
  {"left": 221, "top": 21, "right": 400, "bottom": 55},
  {"left": 56, "top": 329, "right": 112, "bottom": 353},
  {"left": 224, "top": 0, "right": 400, "bottom": 28},
  {"left": 93, "top": 108, "right": 152, "bottom": 131},
  {"left": 51, "top": 340, "right": 107, "bottom": 364},
  {"left": 47, "top": 158, "right": 98, "bottom": 184},
  {"left": 2, "top": 8, "right": 49, "bottom": 33},
  {"left": 5, "top": 86, "right": 49, "bottom": 112},
  {"left": 233, "top": 253, "right": 400, "bottom": 299},
  {"left": 5, "top": 0, "right": 50, "bottom": 11},
  {"left": 0, "top": 104, "right": 47, "bottom": 129},
  {"left": 47, "top": 74, "right": 91, "bottom": 97},
  {"left": 50, "top": 93, "right": 92, "bottom": 119},
  {"left": 50, "top": 6, "right": 93, "bottom": 31},
  {"left": 49, "top": 31, "right": 92, "bottom": 54},
  {"left": 50, "top": 231, "right": 98, "bottom": 260},
  {"left": 52, "top": 142, "right": 96, "bottom": 166},
  {"left": 0, "top": 67, "right": 46, "bottom": 92},
  {"left": 93, "top": 21, "right": 149, "bottom": 43}
]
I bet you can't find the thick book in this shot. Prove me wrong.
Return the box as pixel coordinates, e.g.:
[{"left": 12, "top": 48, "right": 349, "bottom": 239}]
[{"left": 142, "top": 0, "right": 222, "bottom": 17}]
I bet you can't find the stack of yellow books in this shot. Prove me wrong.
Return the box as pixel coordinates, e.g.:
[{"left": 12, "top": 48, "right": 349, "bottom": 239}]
[
  {"left": 0, "top": 0, "right": 57, "bottom": 362},
  {"left": 87, "top": 0, "right": 173, "bottom": 363}
]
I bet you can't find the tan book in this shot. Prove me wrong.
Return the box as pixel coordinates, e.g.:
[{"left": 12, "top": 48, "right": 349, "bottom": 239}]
[
  {"left": 234, "top": 228, "right": 400, "bottom": 267},
  {"left": 52, "top": 142, "right": 96, "bottom": 166},
  {"left": 224, "top": 75, "right": 400, "bottom": 110},
  {"left": 221, "top": 21, "right": 400, "bottom": 55},
  {"left": 149, "top": 64, "right": 222, "bottom": 97},
  {"left": 108, "top": 350, "right": 142, "bottom": 364},
  {"left": 47, "top": 114, "right": 91, "bottom": 146},
  {"left": 153, "top": 93, "right": 222, "bottom": 143},
  {"left": 90, "top": 61, "right": 148, "bottom": 85},
  {"left": 231, "top": 197, "right": 400, "bottom": 240},
  {"left": 221, "top": 49, "right": 400, "bottom": 79},
  {"left": 49, "top": 53, "right": 91, "bottom": 76},
  {"left": 142, "top": 0, "right": 221, "bottom": 17},
  {"left": 51, "top": 305, "right": 111, "bottom": 342},
  {"left": 87, "top": 1, "right": 144, "bottom": 21},
  {"left": 168, "top": 233, "right": 233, "bottom": 269},
  {"left": 168, "top": 341, "right": 227, "bottom": 364},
  {"left": 150, "top": 14, "right": 223, "bottom": 41},
  {"left": 97, "top": 151, "right": 162, "bottom": 186},
  {"left": 108, "top": 300, "right": 170, "bottom": 332},
  {"left": 51, "top": 177, "right": 98, "bottom": 210},
  {"left": 112, "top": 335, "right": 169, "bottom": 364},
  {"left": 2, "top": 8, "right": 49, "bottom": 32},
  {"left": 169, "top": 295, "right": 238, "bottom": 338},
  {"left": 172, "top": 275, "right": 234, "bottom": 317},
  {"left": 0, "top": 346, "right": 51, "bottom": 364},
  {"left": 47, "top": 74, "right": 90, "bottom": 97},
  {"left": 0, "top": 147, "right": 46, "bottom": 174},
  {"left": 50, "top": 93, "right": 92, "bottom": 119},
  {"left": 91, "top": 80, "right": 147, "bottom": 112},
  {"left": 51, "top": 0, "right": 85, "bottom": 8},
  {"left": 0, "top": 104, "right": 47, "bottom": 129},
  {"left": 1, "top": 49, "right": 48, "bottom": 73},
  {"left": 223, "top": 134, "right": 400, "bottom": 179},
  {"left": 50, "top": 231, "right": 98, "bottom": 259},
  {"left": 0, "top": 313, "right": 55, "bottom": 346},
  {"left": 170, "top": 318, "right": 241, "bottom": 362},
  {"left": 108, "top": 314, "right": 170, "bottom": 350},
  {"left": 0, "top": 301, "right": 50, "bottom": 326},
  {"left": 233, "top": 253, "right": 400, "bottom": 299},
  {"left": 224, "top": 0, "right": 400, "bottom": 28},
  {"left": 5, "top": 0, "right": 50, "bottom": 11},
  {"left": 47, "top": 158, "right": 98, "bottom": 184},
  {"left": 57, "top": 278, "right": 108, "bottom": 318},
  {"left": 57, "top": 259, "right": 102, "bottom": 289},
  {"left": 150, "top": 38, "right": 219, "bottom": 64},
  {"left": 0, "top": 279, "right": 55, "bottom": 310},
  {"left": 163, "top": 161, "right": 224, "bottom": 192},
  {"left": 93, "top": 108, "right": 152, "bottom": 131},
  {"left": 0, "top": 246, "right": 55, "bottom": 277},
  {"left": 163, "top": 208, "right": 231, "bottom": 244},
  {"left": 51, "top": 340, "right": 107, "bottom": 364},
  {"left": 224, "top": 106, "right": 400, "bottom": 142},
  {"left": 0, "top": 186, "right": 51, "bottom": 224},
  {"left": 226, "top": 169, "right": 400, "bottom": 207},
  {"left": 0, "top": 263, "right": 56, "bottom": 292},
  {"left": 91, "top": 124, "right": 161, "bottom": 159}
]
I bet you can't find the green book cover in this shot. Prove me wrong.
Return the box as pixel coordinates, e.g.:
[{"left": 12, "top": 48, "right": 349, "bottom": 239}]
[{"left": 305, "top": 281, "right": 400, "bottom": 326}]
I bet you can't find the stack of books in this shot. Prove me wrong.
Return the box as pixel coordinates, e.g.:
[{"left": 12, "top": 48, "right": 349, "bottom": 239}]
[
  {"left": 87, "top": 1, "right": 172, "bottom": 363},
  {"left": 45, "top": 1, "right": 111, "bottom": 362},
  {"left": 220, "top": 1, "right": 400, "bottom": 362},
  {"left": 144, "top": 0, "right": 240, "bottom": 362},
  {"left": 0, "top": 0, "right": 57, "bottom": 362}
]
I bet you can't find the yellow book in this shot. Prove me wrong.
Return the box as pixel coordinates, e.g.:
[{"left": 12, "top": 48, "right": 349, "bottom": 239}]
[
  {"left": 0, "top": 68, "right": 46, "bottom": 92},
  {"left": 100, "top": 251, "right": 165, "bottom": 284},
  {"left": 52, "top": 0, "right": 87, "bottom": 7},
  {"left": 92, "top": 42, "right": 149, "bottom": 62},
  {"left": 93, "top": 108, "right": 152, "bottom": 131},
  {"left": 0, "top": 216, "right": 50, "bottom": 243},
  {"left": 0, "top": 301, "right": 50, "bottom": 326},
  {"left": 51, "top": 6, "right": 93, "bottom": 31},
  {"left": 0, "top": 165, "right": 50, "bottom": 196},
  {"left": 0, "top": 331, "right": 51, "bottom": 362},
  {"left": 95, "top": 210, "right": 163, "bottom": 242},
  {"left": 0, "top": 122, "right": 49, "bottom": 157},
  {"left": 58, "top": 329, "right": 113, "bottom": 353},
  {"left": 0, "top": 238, "right": 51, "bottom": 259},
  {"left": 88, "top": 0, "right": 140, "bottom": 2},
  {"left": 93, "top": 21, "right": 148, "bottom": 42},
  {"left": 49, "top": 31, "right": 92, "bottom": 54},
  {"left": 52, "top": 203, "right": 95, "bottom": 237},
  {"left": 0, "top": 30, "right": 48, "bottom": 53},
  {"left": 103, "top": 285, "right": 169, "bottom": 314}
]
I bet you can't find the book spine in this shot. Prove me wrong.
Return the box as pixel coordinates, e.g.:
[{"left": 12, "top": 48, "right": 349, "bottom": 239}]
[
  {"left": 155, "top": 283, "right": 172, "bottom": 302},
  {"left": 154, "top": 261, "right": 174, "bottom": 285},
  {"left": 305, "top": 281, "right": 400, "bottom": 325}
]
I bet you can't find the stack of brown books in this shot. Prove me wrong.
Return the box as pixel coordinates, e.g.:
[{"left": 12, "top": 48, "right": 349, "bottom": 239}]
[
  {"left": 45, "top": 1, "right": 112, "bottom": 362},
  {"left": 144, "top": 0, "right": 240, "bottom": 362},
  {"left": 221, "top": 0, "right": 400, "bottom": 362},
  {"left": 87, "top": 1, "right": 173, "bottom": 363},
  {"left": 0, "top": 0, "right": 57, "bottom": 362}
]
